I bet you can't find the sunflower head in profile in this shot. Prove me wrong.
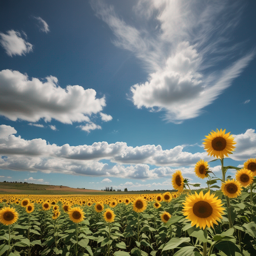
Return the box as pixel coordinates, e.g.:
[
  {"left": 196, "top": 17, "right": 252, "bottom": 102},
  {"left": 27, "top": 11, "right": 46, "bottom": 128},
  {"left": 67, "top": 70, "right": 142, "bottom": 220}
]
[
  {"left": 244, "top": 158, "right": 256, "bottom": 177},
  {"left": 52, "top": 210, "right": 60, "bottom": 220},
  {"left": 124, "top": 198, "right": 130, "bottom": 205},
  {"left": 42, "top": 202, "right": 51, "bottom": 211},
  {"left": 103, "top": 209, "right": 115, "bottom": 223},
  {"left": 156, "top": 194, "right": 163, "bottom": 203},
  {"left": 203, "top": 129, "right": 236, "bottom": 159},
  {"left": 69, "top": 207, "right": 84, "bottom": 223},
  {"left": 172, "top": 170, "right": 184, "bottom": 192},
  {"left": 195, "top": 159, "right": 209, "bottom": 179},
  {"left": 183, "top": 191, "right": 224, "bottom": 229},
  {"left": 133, "top": 197, "right": 147, "bottom": 213},
  {"left": 160, "top": 211, "right": 171, "bottom": 223},
  {"left": 21, "top": 198, "right": 30, "bottom": 207},
  {"left": 236, "top": 168, "right": 253, "bottom": 187},
  {"left": 0, "top": 207, "right": 19, "bottom": 226},
  {"left": 163, "top": 192, "right": 172, "bottom": 203},
  {"left": 26, "top": 204, "right": 34, "bottom": 214},
  {"left": 95, "top": 203, "right": 104, "bottom": 213},
  {"left": 221, "top": 179, "right": 241, "bottom": 198},
  {"left": 153, "top": 202, "right": 161, "bottom": 209},
  {"left": 53, "top": 205, "right": 59, "bottom": 211}
]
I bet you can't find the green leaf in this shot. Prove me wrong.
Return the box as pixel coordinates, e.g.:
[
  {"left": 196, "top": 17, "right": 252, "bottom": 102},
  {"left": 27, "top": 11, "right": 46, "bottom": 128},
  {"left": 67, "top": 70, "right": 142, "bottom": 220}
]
[
  {"left": 191, "top": 184, "right": 200, "bottom": 187},
  {"left": 116, "top": 242, "right": 126, "bottom": 249},
  {"left": 189, "top": 230, "right": 207, "bottom": 243},
  {"left": 243, "top": 222, "right": 256, "bottom": 238},
  {"left": 85, "top": 246, "right": 93, "bottom": 256},
  {"left": 210, "top": 185, "right": 220, "bottom": 189},
  {"left": 173, "top": 246, "right": 199, "bottom": 256},
  {"left": 30, "top": 229, "right": 40, "bottom": 235},
  {"left": 53, "top": 248, "right": 62, "bottom": 255},
  {"left": 162, "top": 237, "right": 190, "bottom": 251},
  {"left": 78, "top": 238, "right": 89, "bottom": 248},
  {"left": 209, "top": 159, "right": 219, "bottom": 163},
  {"left": 31, "top": 240, "right": 42, "bottom": 246},
  {"left": 215, "top": 241, "right": 241, "bottom": 256},
  {"left": 0, "top": 245, "right": 10, "bottom": 256},
  {"left": 114, "top": 252, "right": 131, "bottom": 256},
  {"left": 166, "top": 216, "right": 183, "bottom": 227},
  {"left": 206, "top": 179, "right": 218, "bottom": 185}
]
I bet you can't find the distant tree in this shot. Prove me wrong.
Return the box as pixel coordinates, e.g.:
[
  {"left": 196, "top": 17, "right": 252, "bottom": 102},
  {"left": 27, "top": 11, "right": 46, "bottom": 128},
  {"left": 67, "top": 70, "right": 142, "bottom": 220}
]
[
  {"left": 124, "top": 188, "right": 128, "bottom": 192},
  {"left": 3, "top": 181, "right": 6, "bottom": 183}
]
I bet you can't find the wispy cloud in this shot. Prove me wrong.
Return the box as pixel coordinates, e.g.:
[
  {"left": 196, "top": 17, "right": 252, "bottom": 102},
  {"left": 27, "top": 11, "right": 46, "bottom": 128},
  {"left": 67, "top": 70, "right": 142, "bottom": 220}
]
[
  {"left": 29, "top": 123, "right": 44, "bottom": 128},
  {"left": 91, "top": 0, "right": 254, "bottom": 124},
  {"left": 244, "top": 99, "right": 250, "bottom": 104},
  {"left": 0, "top": 30, "right": 33, "bottom": 57},
  {"left": 49, "top": 125, "right": 57, "bottom": 131},
  {"left": 34, "top": 16, "right": 50, "bottom": 33}
]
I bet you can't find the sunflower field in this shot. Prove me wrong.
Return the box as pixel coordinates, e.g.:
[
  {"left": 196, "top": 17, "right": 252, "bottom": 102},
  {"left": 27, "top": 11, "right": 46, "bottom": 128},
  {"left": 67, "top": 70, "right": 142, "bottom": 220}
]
[{"left": 0, "top": 129, "right": 255, "bottom": 256}]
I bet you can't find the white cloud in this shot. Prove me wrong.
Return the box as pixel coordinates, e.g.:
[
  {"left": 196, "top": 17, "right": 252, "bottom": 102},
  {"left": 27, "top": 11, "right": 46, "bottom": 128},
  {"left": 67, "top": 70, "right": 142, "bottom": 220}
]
[
  {"left": 0, "top": 70, "right": 108, "bottom": 127},
  {"left": 29, "top": 123, "right": 44, "bottom": 128},
  {"left": 92, "top": 1, "right": 254, "bottom": 123},
  {"left": 0, "top": 175, "right": 4, "bottom": 178},
  {"left": 244, "top": 99, "right": 250, "bottom": 104},
  {"left": 34, "top": 17, "right": 50, "bottom": 33},
  {"left": 6, "top": 176, "right": 11, "bottom": 179},
  {"left": 24, "top": 177, "right": 48, "bottom": 184},
  {"left": 100, "top": 112, "right": 113, "bottom": 122},
  {"left": 0, "top": 125, "right": 17, "bottom": 139},
  {"left": 0, "top": 30, "right": 33, "bottom": 57},
  {"left": 101, "top": 178, "right": 112, "bottom": 183},
  {"left": 49, "top": 125, "right": 57, "bottom": 131},
  {"left": 78, "top": 122, "right": 102, "bottom": 133}
]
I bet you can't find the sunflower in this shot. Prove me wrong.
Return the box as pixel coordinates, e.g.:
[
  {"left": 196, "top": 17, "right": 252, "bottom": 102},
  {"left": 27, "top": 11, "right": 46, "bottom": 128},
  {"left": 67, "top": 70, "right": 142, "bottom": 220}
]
[
  {"left": 153, "top": 202, "right": 161, "bottom": 209},
  {"left": 15, "top": 200, "right": 20, "bottom": 205},
  {"left": 221, "top": 179, "right": 241, "bottom": 198},
  {"left": 160, "top": 211, "right": 171, "bottom": 223},
  {"left": 236, "top": 168, "right": 253, "bottom": 187},
  {"left": 103, "top": 209, "right": 115, "bottom": 223},
  {"left": 195, "top": 159, "right": 209, "bottom": 179},
  {"left": 53, "top": 205, "right": 59, "bottom": 211},
  {"left": 172, "top": 170, "right": 184, "bottom": 192},
  {"left": 124, "top": 198, "right": 130, "bottom": 205},
  {"left": 69, "top": 207, "right": 84, "bottom": 223},
  {"left": 42, "top": 202, "right": 51, "bottom": 211},
  {"left": 87, "top": 201, "right": 92, "bottom": 207},
  {"left": 163, "top": 192, "right": 172, "bottom": 203},
  {"left": 133, "top": 197, "right": 147, "bottom": 213},
  {"left": 21, "top": 198, "right": 30, "bottom": 207},
  {"left": 95, "top": 203, "right": 104, "bottom": 213},
  {"left": 203, "top": 129, "right": 236, "bottom": 159},
  {"left": 183, "top": 191, "right": 224, "bottom": 229},
  {"left": 26, "top": 204, "right": 34, "bottom": 214},
  {"left": 156, "top": 194, "right": 163, "bottom": 203},
  {"left": 52, "top": 210, "right": 60, "bottom": 220},
  {"left": 0, "top": 207, "right": 19, "bottom": 226},
  {"left": 244, "top": 158, "right": 256, "bottom": 176},
  {"left": 110, "top": 200, "right": 117, "bottom": 208}
]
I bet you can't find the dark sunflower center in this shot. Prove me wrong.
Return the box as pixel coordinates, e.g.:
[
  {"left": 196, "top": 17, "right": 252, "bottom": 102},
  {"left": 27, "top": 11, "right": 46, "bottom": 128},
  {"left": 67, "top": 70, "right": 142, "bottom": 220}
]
[
  {"left": 212, "top": 137, "right": 227, "bottom": 151},
  {"left": 163, "top": 214, "right": 170, "bottom": 221},
  {"left": 72, "top": 211, "right": 81, "bottom": 220},
  {"left": 44, "top": 204, "right": 49, "bottom": 209},
  {"left": 23, "top": 201, "right": 28, "bottom": 206},
  {"left": 155, "top": 203, "right": 159, "bottom": 207},
  {"left": 64, "top": 206, "right": 68, "bottom": 211},
  {"left": 3, "top": 211, "right": 14, "bottom": 221},
  {"left": 97, "top": 205, "right": 102, "bottom": 211},
  {"left": 175, "top": 175, "right": 182, "bottom": 187},
  {"left": 173, "top": 195, "right": 177, "bottom": 198},
  {"left": 106, "top": 212, "right": 112, "bottom": 219},
  {"left": 240, "top": 174, "right": 249, "bottom": 182},
  {"left": 164, "top": 195, "right": 170, "bottom": 200},
  {"left": 193, "top": 201, "right": 213, "bottom": 218},
  {"left": 28, "top": 206, "right": 32, "bottom": 211},
  {"left": 248, "top": 162, "right": 256, "bottom": 172},
  {"left": 135, "top": 200, "right": 143, "bottom": 209},
  {"left": 226, "top": 183, "right": 238, "bottom": 194},
  {"left": 126, "top": 200, "right": 129, "bottom": 203},
  {"left": 199, "top": 165, "right": 205, "bottom": 174},
  {"left": 157, "top": 196, "right": 161, "bottom": 201}
]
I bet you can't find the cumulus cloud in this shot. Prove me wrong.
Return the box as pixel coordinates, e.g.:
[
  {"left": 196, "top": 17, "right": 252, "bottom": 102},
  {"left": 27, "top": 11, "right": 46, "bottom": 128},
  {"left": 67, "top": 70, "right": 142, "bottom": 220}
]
[
  {"left": 29, "top": 123, "right": 44, "bottom": 128},
  {"left": 92, "top": 0, "right": 254, "bottom": 123},
  {"left": 0, "top": 70, "right": 108, "bottom": 127},
  {"left": 24, "top": 177, "right": 48, "bottom": 184},
  {"left": 78, "top": 122, "right": 102, "bottom": 133},
  {"left": 0, "top": 125, "right": 17, "bottom": 139},
  {"left": 49, "top": 125, "right": 57, "bottom": 131},
  {"left": 34, "top": 17, "right": 50, "bottom": 33},
  {"left": 0, "top": 30, "right": 33, "bottom": 57},
  {"left": 100, "top": 112, "right": 113, "bottom": 122},
  {"left": 101, "top": 178, "right": 112, "bottom": 183}
]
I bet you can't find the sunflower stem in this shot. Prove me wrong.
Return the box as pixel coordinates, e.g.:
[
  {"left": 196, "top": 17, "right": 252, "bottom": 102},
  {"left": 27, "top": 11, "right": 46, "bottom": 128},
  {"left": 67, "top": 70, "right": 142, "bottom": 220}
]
[
  {"left": 8, "top": 225, "right": 11, "bottom": 255},
  {"left": 203, "top": 242, "right": 207, "bottom": 256},
  {"left": 250, "top": 183, "right": 253, "bottom": 221},
  {"left": 75, "top": 223, "right": 78, "bottom": 256},
  {"left": 28, "top": 214, "right": 31, "bottom": 256},
  {"left": 107, "top": 223, "right": 111, "bottom": 256},
  {"left": 137, "top": 213, "right": 140, "bottom": 244}
]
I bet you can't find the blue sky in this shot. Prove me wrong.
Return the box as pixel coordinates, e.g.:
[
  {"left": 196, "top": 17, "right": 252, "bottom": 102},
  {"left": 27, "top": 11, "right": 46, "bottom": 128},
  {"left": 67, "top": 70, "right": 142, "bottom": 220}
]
[{"left": 0, "top": 0, "right": 255, "bottom": 191}]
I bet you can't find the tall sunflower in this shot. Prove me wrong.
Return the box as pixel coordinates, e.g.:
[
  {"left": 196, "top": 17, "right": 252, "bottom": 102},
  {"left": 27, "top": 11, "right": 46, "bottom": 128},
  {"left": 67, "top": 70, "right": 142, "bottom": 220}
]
[
  {"left": 183, "top": 191, "right": 224, "bottom": 229},
  {"left": 63, "top": 204, "right": 70, "bottom": 213},
  {"left": 203, "top": 129, "right": 236, "bottom": 159},
  {"left": 124, "top": 198, "right": 130, "bottom": 205},
  {"left": 0, "top": 207, "right": 19, "bottom": 226},
  {"left": 172, "top": 170, "right": 184, "bottom": 192},
  {"left": 53, "top": 205, "right": 59, "bottom": 211},
  {"left": 163, "top": 192, "right": 172, "bottom": 203},
  {"left": 195, "top": 159, "right": 209, "bottom": 179},
  {"left": 153, "top": 202, "right": 161, "bottom": 209},
  {"left": 69, "top": 207, "right": 84, "bottom": 223},
  {"left": 133, "top": 197, "right": 147, "bottom": 213},
  {"left": 156, "top": 194, "right": 163, "bottom": 203},
  {"left": 103, "top": 209, "right": 115, "bottom": 223},
  {"left": 244, "top": 158, "right": 256, "bottom": 176},
  {"left": 110, "top": 200, "right": 117, "bottom": 208},
  {"left": 221, "top": 179, "right": 241, "bottom": 198},
  {"left": 236, "top": 168, "right": 253, "bottom": 187},
  {"left": 26, "top": 204, "right": 34, "bottom": 214},
  {"left": 160, "top": 211, "right": 171, "bottom": 223},
  {"left": 21, "top": 198, "right": 30, "bottom": 207},
  {"left": 95, "top": 203, "right": 104, "bottom": 213},
  {"left": 42, "top": 202, "right": 51, "bottom": 211}
]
